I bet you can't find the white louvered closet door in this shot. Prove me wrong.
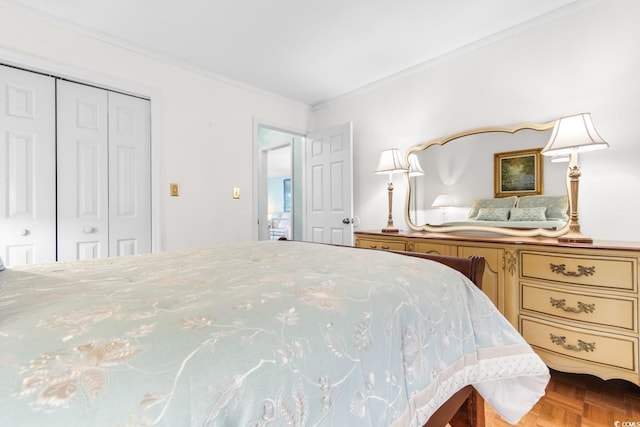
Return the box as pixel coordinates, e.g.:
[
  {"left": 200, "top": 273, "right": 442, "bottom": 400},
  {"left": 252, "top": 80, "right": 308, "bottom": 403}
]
[
  {"left": 56, "top": 80, "right": 110, "bottom": 261},
  {"left": 0, "top": 65, "right": 56, "bottom": 266},
  {"left": 108, "top": 91, "right": 151, "bottom": 256}
]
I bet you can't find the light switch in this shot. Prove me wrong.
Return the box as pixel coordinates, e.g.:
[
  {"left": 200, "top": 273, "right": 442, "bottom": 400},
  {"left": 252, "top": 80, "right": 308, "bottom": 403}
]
[
  {"left": 170, "top": 183, "right": 180, "bottom": 196},
  {"left": 233, "top": 187, "right": 240, "bottom": 199}
]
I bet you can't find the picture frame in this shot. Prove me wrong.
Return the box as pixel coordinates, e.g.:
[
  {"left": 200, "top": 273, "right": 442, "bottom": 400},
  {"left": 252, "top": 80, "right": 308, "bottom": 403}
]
[{"left": 494, "top": 148, "right": 543, "bottom": 198}]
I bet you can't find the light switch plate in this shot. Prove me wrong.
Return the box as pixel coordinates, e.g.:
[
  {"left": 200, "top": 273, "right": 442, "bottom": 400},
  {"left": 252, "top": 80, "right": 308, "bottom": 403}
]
[
  {"left": 233, "top": 187, "right": 240, "bottom": 199},
  {"left": 170, "top": 183, "right": 180, "bottom": 196}
]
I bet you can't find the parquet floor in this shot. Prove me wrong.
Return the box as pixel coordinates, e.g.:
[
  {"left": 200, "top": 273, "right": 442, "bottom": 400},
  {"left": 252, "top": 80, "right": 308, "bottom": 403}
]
[{"left": 484, "top": 369, "right": 640, "bottom": 426}]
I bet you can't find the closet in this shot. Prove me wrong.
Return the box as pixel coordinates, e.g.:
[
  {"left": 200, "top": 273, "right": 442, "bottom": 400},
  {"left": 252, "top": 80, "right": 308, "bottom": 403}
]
[{"left": 0, "top": 65, "right": 151, "bottom": 266}]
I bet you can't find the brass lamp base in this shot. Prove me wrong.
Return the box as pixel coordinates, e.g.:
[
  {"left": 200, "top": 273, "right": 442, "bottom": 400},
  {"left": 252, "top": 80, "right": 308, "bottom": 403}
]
[
  {"left": 381, "top": 227, "right": 399, "bottom": 233},
  {"left": 557, "top": 231, "right": 593, "bottom": 244},
  {"left": 558, "top": 164, "right": 593, "bottom": 245},
  {"left": 381, "top": 180, "right": 400, "bottom": 233}
]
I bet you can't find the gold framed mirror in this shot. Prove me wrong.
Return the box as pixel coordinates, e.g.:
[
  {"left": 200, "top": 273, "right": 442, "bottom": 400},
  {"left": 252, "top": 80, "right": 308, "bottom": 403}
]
[{"left": 404, "top": 120, "right": 571, "bottom": 238}]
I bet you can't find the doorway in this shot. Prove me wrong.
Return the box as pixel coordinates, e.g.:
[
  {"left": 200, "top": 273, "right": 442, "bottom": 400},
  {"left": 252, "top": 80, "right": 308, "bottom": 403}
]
[
  {"left": 255, "top": 125, "right": 303, "bottom": 240},
  {"left": 253, "top": 121, "right": 353, "bottom": 245}
]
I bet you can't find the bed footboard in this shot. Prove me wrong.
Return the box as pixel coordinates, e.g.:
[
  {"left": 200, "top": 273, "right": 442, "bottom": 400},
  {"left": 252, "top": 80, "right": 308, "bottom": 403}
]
[
  {"left": 422, "top": 386, "right": 485, "bottom": 427},
  {"left": 281, "top": 241, "right": 488, "bottom": 427},
  {"left": 388, "top": 251, "right": 485, "bottom": 290},
  {"left": 389, "top": 251, "right": 487, "bottom": 427}
]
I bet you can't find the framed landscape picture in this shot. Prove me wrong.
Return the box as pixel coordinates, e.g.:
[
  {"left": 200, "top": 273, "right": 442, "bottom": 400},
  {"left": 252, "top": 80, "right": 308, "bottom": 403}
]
[{"left": 494, "top": 148, "right": 543, "bottom": 197}]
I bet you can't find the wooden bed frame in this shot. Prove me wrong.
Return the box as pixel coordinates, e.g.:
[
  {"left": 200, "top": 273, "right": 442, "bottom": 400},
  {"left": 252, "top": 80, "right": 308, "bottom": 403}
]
[
  {"left": 280, "top": 239, "right": 487, "bottom": 427},
  {"left": 389, "top": 251, "right": 486, "bottom": 427}
]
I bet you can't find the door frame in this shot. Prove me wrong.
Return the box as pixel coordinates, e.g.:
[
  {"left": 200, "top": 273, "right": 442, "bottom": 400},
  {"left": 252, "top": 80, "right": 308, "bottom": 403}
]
[
  {"left": 0, "top": 47, "right": 163, "bottom": 252},
  {"left": 252, "top": 118, "right": 306, "bottom": 240}
]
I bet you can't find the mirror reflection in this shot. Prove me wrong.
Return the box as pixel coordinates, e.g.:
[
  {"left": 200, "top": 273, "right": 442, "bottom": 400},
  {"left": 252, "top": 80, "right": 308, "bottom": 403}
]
[{"left": 405, "top": 121, "right": 571, "bottom": 237}]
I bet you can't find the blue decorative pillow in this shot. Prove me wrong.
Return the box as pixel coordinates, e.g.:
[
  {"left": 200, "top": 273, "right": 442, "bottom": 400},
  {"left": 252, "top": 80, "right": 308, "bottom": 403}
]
[
  {"left": 516, "top": 195, "right": 568, "bottom": 220},
  {"left": 509, "top": 207, "right": 547, "bottom": 221},
  {"left": 468, "top": 196, "right": 518, "bottom": 219},
  {"left": 475, "top": 207, "right": 511, "bottom": 221}
]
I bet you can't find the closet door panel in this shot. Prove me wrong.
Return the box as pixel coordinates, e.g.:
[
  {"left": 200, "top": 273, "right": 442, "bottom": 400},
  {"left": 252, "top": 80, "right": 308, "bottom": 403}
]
[
  {"left": 108, "top": 92, "right": 151, "bottom": 256},
  {"left": 0, "top": 65, "right": 56, "bottom": 266},
  {"left": 57, "top": 80, "right": 109, "bottom": 261}
]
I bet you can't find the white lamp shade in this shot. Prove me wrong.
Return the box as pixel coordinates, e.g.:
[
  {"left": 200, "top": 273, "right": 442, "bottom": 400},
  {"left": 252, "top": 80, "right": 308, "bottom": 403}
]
[
  {"left": 541, "top": 113, "right": 609, "bottom": 156},
  {"left": 407, "top": 153, "right": 424, "bottom": 177},
  {"left": 375, "top": 148, "right": 407, "bottom": 174},
  {"left": 550, "top": 154, "right": 570, "bottom": 163},
  {"left": 431, "top": 193, "right": 455, "bottom": 208}
]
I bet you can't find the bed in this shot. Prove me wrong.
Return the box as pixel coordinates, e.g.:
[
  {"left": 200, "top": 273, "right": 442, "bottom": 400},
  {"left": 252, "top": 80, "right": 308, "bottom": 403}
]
[
  {"left": 0, "top": 240, "right": 549, "bottom": 426},
  {"left": 441, "top": 195, "right": 569, "bottom": 230}
]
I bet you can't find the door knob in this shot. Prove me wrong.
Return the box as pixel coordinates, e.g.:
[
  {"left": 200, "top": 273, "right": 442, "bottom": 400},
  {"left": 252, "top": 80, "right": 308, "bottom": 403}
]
[
  {"left": 18, "top": 229, "right": 29, "bottom": 236},
  {"left": 342, "top": 218, "right": 353, "bottom": 225},
  {"left": 83, "top": 227, "right": 96, "bottom": 234}
]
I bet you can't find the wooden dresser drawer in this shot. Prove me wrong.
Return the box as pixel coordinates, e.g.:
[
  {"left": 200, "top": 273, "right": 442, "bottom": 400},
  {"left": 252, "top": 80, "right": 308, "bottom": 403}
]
[
  {"left": 355, "top": 237, "right": 406, "bottom": 251},
  {"left": 521, "top": 251, "right": 637, "bottom": 291},
  {"left": 414, "top": 242, "right": 455, "bottom": 256},
  {"left": 521, "top": 283, "right": 637, "bottom": 331},
  {"left": 520, "top": 316, "right": 638, "bottom": 371}
]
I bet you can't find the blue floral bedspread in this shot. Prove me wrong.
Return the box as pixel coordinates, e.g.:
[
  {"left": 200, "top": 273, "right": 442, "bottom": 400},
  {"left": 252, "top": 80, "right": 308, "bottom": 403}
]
[{"left": 0, "top": 241, "right": 549, "bottom": 426}]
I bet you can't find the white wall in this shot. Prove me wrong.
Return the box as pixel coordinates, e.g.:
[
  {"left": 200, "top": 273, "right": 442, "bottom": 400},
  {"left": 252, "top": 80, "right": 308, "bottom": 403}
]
[
  {"left": 0, "top": 5, "right": 310, "bottom": 251},
  {"left": 312, "top": 0, "right": 640, "bottom": 242}
]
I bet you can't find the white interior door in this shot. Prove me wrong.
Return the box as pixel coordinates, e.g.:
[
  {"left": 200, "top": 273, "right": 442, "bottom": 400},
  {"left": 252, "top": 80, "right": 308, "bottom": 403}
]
[
  {"left": 108, "top": 91, "right": 151, "bottom": 256},
  {"left": 56, "top": 80, "right": 109, "bottom": 261},
  {"left": 305, "top": 122, "right": 353, "bottom": 245},
  {"left": 0, "top": 65, "right": 56, "bottom": 266}
]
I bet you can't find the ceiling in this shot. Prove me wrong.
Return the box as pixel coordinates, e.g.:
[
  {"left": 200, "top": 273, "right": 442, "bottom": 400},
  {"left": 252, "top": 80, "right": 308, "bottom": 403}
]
[{"left": 1, "top": 0, "right": 592, "bottom": 107}]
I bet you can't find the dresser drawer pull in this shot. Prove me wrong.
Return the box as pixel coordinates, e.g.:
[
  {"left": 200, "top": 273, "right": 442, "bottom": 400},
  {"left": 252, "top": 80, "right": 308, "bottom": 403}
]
[
  {"left": 549, "top": 298, "right": 595, "bottom": 314},
  {"left": 549, "top": 263, "right": 596, "bottom": 277},
  {"left": 549, "top": 333, "right": 596, "bottom": 352},
  {"left": 381, "top": 245, "right": 390, "bottom": 250}
]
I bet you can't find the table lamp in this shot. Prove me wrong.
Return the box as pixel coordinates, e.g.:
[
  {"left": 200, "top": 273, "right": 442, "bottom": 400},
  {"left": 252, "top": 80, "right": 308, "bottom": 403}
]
[
  {"left": 431, "top": 193, "right": 455, "bottom": 224},
  {"left": 541, "top": 113, "right": 608, "bottom": 243},
  {"left": 375, "top": 148, "right": 408, "bottom": 233}
]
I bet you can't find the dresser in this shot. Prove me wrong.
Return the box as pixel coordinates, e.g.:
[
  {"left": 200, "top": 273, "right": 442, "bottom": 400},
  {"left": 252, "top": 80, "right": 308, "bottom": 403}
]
[{"left": 354, "top": 230, "right": 640, "bottom": 385}]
